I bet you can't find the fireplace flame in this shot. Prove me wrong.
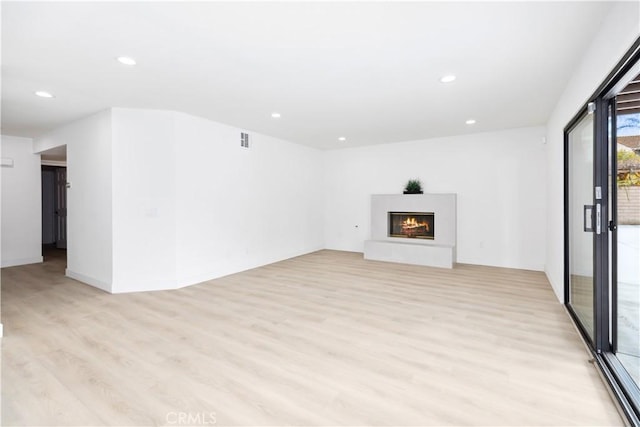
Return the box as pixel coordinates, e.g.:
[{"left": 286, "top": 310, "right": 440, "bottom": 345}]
[{"left": 402, "top": 217, "right": 430, "bottom": 231}]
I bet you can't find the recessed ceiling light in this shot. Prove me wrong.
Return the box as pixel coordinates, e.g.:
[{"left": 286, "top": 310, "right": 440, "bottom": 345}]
[
  {"left": 117, "top": 56, "right": 137, "bottom": 66},
  {"left": 440, "top": 75, "right": 456, "bottom": 83},
  {"left": 271, "top": 112, "right": 281, "bottom": 118},
  {"left": 338, "top": 137, "right": 347, "bottom": 141},
  {"left": 466, "top": 119, "right": 476, "bottom": 125},
  {"left": 35, "top": 91, "right": 54, "bottom": 98}
]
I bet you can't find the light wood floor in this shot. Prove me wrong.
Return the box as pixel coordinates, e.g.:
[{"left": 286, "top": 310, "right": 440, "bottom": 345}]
[{"left": 1, "top": 249, "right": 623, "bottom": 426}]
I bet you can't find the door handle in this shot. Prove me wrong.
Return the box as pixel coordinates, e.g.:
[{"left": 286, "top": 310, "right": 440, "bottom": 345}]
[
  {"left": 584, "top": 205, "right": 594, "bottom": 232},
  {"left": 595, "top": 203, "right": 601, "bottom": 235}
]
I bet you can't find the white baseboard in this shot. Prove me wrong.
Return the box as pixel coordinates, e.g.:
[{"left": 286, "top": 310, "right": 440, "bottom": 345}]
[
  {"left": 1, "top": 256, "right": 44, "bottom": 268},
  {"left": 175, "top": 247, "right": 324, "bottom": 289},
  {"left": 110, "top": 279, "right": 177, "bottom": 294},
  {"left": 66, "top": 269, "right": 112, "bottom": 293}
]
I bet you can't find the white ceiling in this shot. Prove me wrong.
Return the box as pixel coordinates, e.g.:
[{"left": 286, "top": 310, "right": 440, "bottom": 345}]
[{"left": 1, "top": 1, "right": 613, "bottom": 150}]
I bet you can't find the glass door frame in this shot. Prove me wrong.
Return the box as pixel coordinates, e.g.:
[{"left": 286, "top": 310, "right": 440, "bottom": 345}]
[
  {"left": 564, "top": 37, "right": 640, "bottom": 425},
  {"left": 563, "top": 101, "right": 609, "bottom": 352},
  {"left": 610, "top": 98, "right": 618, "bottom": 355}
]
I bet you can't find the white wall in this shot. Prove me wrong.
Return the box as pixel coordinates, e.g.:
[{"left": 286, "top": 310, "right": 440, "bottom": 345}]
[
  {"left": 324, "top": 126, "right": 547, "bottom": 271},
  {"left": 545, "top": 2, "right": 640, "bottom": 301},
  {"left": 36, "top": 110, "right": 114, "bottom": 291},
  {"left": 75, "top": 108, "right": 323, "bottom": 293},
  {"left": 111, "top": 109, "right": 177, "bottom": 292},
  {"left": 33, "top": 108, "right": 324, "bottom": 293},
  {"left": 1, "top": 135, "right": 43, "bottom": 267},
  {"left": 174, "top": 112, "right": 324, "bottom": 286}
]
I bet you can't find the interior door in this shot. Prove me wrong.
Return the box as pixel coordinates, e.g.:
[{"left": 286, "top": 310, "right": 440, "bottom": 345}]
[
  {"left": 55, "top": 167, "right": 67, "bottom": 249},
  {"left": 567, "top": 111, "right": 596, "bottom": 342}
]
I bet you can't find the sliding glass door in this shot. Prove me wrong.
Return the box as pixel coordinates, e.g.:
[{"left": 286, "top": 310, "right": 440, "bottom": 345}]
[
  {"left": 565, "top": 44, "right": 640, "bottom": 424},
  {"left": 567, "top": 112, "right": 596, "bottom": 342},
  {"left": 612, "top": 77, "right": 640, "bottom": 390}
]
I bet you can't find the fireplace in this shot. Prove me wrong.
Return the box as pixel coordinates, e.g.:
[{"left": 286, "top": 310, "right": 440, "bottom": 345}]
[
  {"left": 365, "top": 194, "right": 455, "bottom": 268},
  {"left": 388, "top": 212, "right": 434, "bottom": 239}
]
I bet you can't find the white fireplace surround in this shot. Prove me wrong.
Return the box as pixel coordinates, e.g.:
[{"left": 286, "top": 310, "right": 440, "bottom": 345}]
[{"left": 364, "top": 194, "right": 457, "bottom": 268}]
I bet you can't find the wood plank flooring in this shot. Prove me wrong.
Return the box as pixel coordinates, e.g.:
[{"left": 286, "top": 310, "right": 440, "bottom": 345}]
[{"left": 1, "top": 249, "right": 623, "bottom": 426}]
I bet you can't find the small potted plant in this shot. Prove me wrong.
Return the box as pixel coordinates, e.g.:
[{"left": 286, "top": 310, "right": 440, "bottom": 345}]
[{"left": 403, "top": 179, "right": 423, "bottom": 194}]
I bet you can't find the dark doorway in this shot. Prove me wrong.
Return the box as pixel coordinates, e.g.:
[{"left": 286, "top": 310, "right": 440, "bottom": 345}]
[{"left": 41, "top": 166, "right": 67, "bottom": 250}]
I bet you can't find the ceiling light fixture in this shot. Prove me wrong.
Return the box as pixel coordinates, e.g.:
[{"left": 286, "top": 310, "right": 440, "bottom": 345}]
[
  {"left": 117, "top": 56, "right": 137, "bottom": 66},
  {"left": 35, "top": 91, "right": 54, "bottom": 98},
  {"left": 338, "top": 137, "right": 347, "bottom": 141},
  {"left": 440, "top": 75, "right": 456, "bottom": 83},
  {"left": 466, "top": 119, "right": 476, "bottom": 125},
  {"left": 271, "top": 112, "right": 281, "bottom": 118}
]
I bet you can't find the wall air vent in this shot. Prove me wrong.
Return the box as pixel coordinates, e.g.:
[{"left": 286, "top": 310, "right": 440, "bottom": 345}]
[{"left": 240, "top": 132, "right": 250, "bottom": 148}]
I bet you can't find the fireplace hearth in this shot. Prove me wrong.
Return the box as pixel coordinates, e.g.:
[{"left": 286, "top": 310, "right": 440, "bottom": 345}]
[{"left": 388, "top": 212, "right": 434, "bottom": 239}]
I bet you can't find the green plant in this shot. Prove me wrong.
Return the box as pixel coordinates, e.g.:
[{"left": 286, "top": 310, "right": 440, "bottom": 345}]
[
  {"left": 617, "top": 150, "right": 640, "bottom": 163},
  {"left": 404, "top": 179, "right": 422, "bottom": 194},
  {"left": 617, "top": 150, "right": 640, "bottom": 188}
]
